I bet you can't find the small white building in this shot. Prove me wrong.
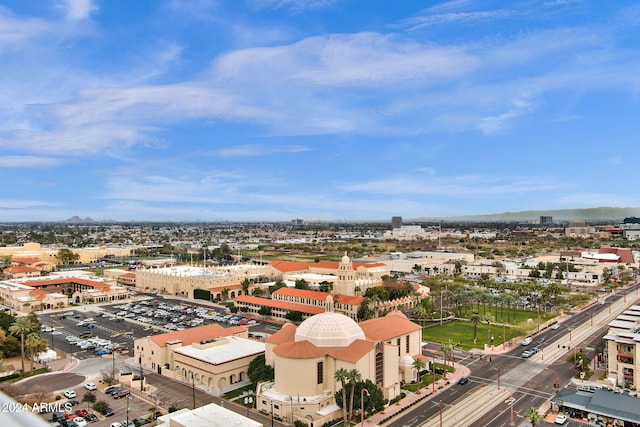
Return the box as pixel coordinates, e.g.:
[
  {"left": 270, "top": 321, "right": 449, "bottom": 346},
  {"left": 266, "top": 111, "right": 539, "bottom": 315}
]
[{"left": 156, "top": 403, "right": 262, "bottom": 427}]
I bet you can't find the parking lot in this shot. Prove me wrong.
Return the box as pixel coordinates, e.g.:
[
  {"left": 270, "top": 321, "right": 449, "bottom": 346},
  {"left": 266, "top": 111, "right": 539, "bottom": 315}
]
[{"left": 37, "top": 296, "right": 280, "bottom": 426}]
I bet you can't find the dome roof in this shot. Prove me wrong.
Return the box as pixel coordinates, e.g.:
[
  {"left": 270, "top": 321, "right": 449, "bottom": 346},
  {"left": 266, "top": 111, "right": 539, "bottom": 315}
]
[
  {"left": 399, "top": 354, "right": 415, "bottom": 367},
  {"left": 295, "top": 312, "right": 365, "bottom": 348}
]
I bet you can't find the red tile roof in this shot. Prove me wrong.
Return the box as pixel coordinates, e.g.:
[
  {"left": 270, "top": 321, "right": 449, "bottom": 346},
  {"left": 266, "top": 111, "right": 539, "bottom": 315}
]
[
  {"left": 122, "top": 273, "right": 136, "bottom": 278},
  {"left": 4, "top": 266, "right": 39, "bottom": 273},
  {"left": 266, "top": 323, "right": 297, "bottom": 345},
  {"left": 359, "top": 312, "right": 421, "bottom": 342},
  {"left": 272, "top": 338, "right": 374, "bottom": 362},
  {"left": 270, "top": 260, "right": 311, "bottom": 273},
  {"left": 150, "top": 323, "right": 247, "bottom": 346}
]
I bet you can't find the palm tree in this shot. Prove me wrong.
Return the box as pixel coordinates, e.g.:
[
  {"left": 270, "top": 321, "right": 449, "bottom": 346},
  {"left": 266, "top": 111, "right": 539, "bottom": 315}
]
[
  {"left": 346, "top": 369, "right": 362, "bottom": 426},
  {"left": 524, "top": 407, "right": 544, "bottom": 426},
  {"left": 334, "top": 368, "right": 349, "bottom": 427},
  {"left": 25, "top": 332, "right": 46, "bottom": 372},
  {"left": 9, "top": 316, "right": 35, "bottom": 374},
  {"left": 482, "top": 313, "right": 495, "bottom": 346},
  {"left": 469, "top": 311, "right": 482, "bottom": 344},
  {"left": 439, "top": 341, "right": 454, "bottom": 379},
  {"left": 412, "top": 359, "right": 426, "bottom": 393}
]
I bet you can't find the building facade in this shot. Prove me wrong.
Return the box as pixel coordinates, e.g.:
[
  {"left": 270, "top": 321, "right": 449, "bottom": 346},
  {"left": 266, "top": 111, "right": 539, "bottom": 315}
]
[{"left": 256, "top": 298, "right": 425, "bottom": 426}]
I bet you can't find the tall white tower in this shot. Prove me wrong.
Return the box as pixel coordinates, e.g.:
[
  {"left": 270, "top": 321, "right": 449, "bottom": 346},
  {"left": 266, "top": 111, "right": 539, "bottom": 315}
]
[{"left": 334, "top": 252, "right": 356, "bottom": 296}]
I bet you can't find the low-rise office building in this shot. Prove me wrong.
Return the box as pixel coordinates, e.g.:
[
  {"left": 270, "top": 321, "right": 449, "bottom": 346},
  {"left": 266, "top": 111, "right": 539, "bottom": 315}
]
[{"left": 134, "top": 323, "right": 265, "bottom": 396}]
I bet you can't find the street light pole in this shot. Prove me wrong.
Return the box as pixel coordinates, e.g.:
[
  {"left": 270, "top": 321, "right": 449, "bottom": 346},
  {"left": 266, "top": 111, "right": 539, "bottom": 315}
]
[{"left": 360, "top": 388, "right": 370, "bottom": 427}]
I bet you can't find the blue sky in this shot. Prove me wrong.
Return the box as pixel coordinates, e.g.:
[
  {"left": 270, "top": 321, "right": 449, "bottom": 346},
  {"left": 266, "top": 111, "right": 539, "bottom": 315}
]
[{"left": 2, "top": 0, "right": 640, "bottom": 222}]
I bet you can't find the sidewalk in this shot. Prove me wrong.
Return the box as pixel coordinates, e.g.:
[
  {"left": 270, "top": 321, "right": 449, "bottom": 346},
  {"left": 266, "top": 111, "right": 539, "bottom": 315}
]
[{"left": 365, "top": 361, "right": 471, "bottom": 426}]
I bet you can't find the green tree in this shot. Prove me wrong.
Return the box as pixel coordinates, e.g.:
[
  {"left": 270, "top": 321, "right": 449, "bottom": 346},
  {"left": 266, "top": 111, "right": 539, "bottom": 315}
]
[
  {"left": 241, "top": 278, "right": 250, "bottom": 296},
  {"left": 469, "top": 311, "right": 482, "bottom": 344},
  {"left": 9, "top": 316, "right": 36, "bottom": 373},
  {"left": 93, "top": 400, "right": 108, "bottom": 414},
  {"left": 82, "top": 391, "right": 96, "bottom": 409},
  {"left": 412, "top": 358, "right": 426, "bottom": 392},
  {"left": 55, "top": 248, "right": 80, "bottom": 265},
  {"left": 294, "top": 279, "right": 310, "bottom": 290},
  {"left": 258, "top": 306, "right": 272, "bottom": 318},
  {"left": 285, "top": 311, "right": 303, "bottom": 322},
  {"left": 524, "top": 407, "right": 544, "bottom": 426},
  {"left": 318, "top": 281, "right": 333, "bottom": 293},
  {"left": 334, "top": 368, "right": 350, "bottom": 427},
  {"left": 439, "top": 341, "right": 454, "bottom": 379},
  {"left": 25, "top": 332, "right": 46, "bottom": 372},
  {"left": 346, "top": 369, "right": 362, "bottom": 426},
  {"left": 247, "top": 354, "right": 274, "bottom": 383}
]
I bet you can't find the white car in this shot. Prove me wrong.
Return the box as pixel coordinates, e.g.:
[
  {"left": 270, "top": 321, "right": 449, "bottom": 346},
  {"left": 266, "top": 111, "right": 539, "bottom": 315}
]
[
  {"left": 555, "top": 414, "right": 568, "bottom": 424},
  {"left": 551, "top": 323, "right": 560, "bottom": 330},
  {"left": 84, "top": 383, "right": 96, "bottom": 391},
  {"left": 72, "top": 417, "right": 88, "bottom": 427},
  {"left": 63, "top": 390, "right": 76, "bottom": 399},
  {"left": 521, "top": 337, "right": 532, "bottom": 346}
]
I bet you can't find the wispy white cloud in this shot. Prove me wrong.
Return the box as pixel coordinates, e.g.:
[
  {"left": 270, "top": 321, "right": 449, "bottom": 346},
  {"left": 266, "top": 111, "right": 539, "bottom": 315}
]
[
  {"left": 250, "top": 0, "right": 340, "bottom": 13},
  {"left": 58, "top": 0, "right": 98, "bottom": 21},
  {"left": 340, "top": 173, "right": 564, "bottom": 198},
  {"left": 0, "top": 6, "right": 50, "bottom": 48},
  {"left": 209, "top": 144, "right": 311, "bottom": 157},
  {"left": 0, "top": 156, "right": 61, "bottom": 168}
]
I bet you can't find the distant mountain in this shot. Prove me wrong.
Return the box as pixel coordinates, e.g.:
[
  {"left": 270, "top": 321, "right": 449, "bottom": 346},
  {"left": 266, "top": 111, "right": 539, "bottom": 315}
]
[
  {"left": 413, "top": 207, "right": 640, "bottom": 223},
  {"left": 63, "top": 216, "right": 94, "bottom": 223}
]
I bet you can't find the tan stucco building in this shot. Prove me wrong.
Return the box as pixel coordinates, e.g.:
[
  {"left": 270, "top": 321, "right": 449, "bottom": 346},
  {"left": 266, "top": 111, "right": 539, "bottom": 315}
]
[
  {"left": 256, "top": 297, "right": 425, "bottom": 426},
  {"left": 134, "top": 323, "right": 265, "bottom": 396}
]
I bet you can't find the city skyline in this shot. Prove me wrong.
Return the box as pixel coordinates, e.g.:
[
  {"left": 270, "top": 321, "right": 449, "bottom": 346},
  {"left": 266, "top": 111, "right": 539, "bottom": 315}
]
[{"left": 2, "top": 1, "right": 640, "bottom": 222}]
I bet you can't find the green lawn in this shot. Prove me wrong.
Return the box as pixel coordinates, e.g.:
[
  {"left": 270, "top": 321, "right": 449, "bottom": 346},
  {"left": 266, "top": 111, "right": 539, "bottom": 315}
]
[{"left": 419, "top": 305, "right": 559, "bottom": 350}]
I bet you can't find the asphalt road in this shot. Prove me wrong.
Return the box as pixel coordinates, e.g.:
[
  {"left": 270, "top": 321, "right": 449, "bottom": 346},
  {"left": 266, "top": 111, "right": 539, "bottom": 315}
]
[{"left": 389, "top": 283, "right": 640, "bottom": 427}]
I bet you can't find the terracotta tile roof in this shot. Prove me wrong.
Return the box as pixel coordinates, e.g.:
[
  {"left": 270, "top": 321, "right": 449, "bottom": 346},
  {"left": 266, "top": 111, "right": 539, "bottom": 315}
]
[
  {"left": 328, "top": 339, "right": 374, "bottom": 363},
  {"left": 149, "top": 323, "right": 247, "bottom": 347},
  {"left": 266, "top": 323, "right": 297, "bottom": 345},
  {"left": 4, "top": 266, "right": 39, "bottom": 273},
  {"left": 122, "top": 273, "right": 136, "bottom": 278},
  {"left": 270, "top": 260, "right": 311, "bottom": 273},
  {"left": 273, "top": 340, "right": 324, "bottom": 358},
  {"left": 272, "top": 288, "right": 364, "bottom": 305},
  {"left": 313, "top": 261, "right": 339, "bottom": 269},
  {"left": 234, "top": 295, "right": 325, "bottom": 315},
  {"left": 356, "top": 262, "right": 387, "bottom": 269},
  {"left": 272, "top": 338, "right": 373, "bottom": 362},
  {"left": 359, "top": 312, "right": 421, "bottom": 342}
]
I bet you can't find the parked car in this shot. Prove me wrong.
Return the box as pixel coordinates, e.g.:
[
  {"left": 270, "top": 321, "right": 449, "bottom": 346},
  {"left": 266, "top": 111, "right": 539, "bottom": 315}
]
[
  {"left": 101, "top": 407, "right": 115, "bottom": 417},
  {"left": 113, "top": 389, "right": 131, "bottom": 399},
  {"left": 555, "top": 414, "right": 568, "bottom": 424},
  {"left": 70, "top": 416, "right": 88, "bottom": 427},
  {"left": 84, "top": 413, "right": 98, "bottom": 422},
  {"left": 84, "top": 383, "right": 96, "bottom": 391},
  {"left": 105, "top": 386, "right": 120, "bottom": 394},
  {"left": 75, "top": 409, "right": 89, "bottom": 417},
  {"left": 67, "top": 400, "right": 79, "bottom": 406},
  {"left": 63, "top": 390, "right": 76, "bottom": 399}
]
